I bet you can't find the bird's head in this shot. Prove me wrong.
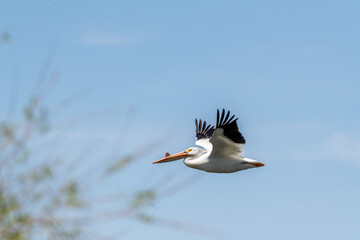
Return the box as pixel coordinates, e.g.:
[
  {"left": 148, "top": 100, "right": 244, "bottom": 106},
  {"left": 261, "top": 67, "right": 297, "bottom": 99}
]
[{"left": 152, "top": 147, "right": 205, "bottom": 164}]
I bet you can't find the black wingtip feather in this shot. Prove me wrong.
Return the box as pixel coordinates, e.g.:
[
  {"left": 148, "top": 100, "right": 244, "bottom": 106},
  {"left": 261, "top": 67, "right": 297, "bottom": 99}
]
[
  {"left": 227, "top": 115, "right": 235, "bottom": 124},
  {"left": 224, "top": 111, "right": 230, "bottom": 124},
  {"left": 195, "top": 109, "right": 245, "bottom": 143},
  {"left": 195, "top": 117, "right": 215, "bottom": 140},
  {"left": 215, "top": 109, "right": 246, "bottom": 144},
  {"left": 220, "top": 109, "right": 225, "bottom": 125}
]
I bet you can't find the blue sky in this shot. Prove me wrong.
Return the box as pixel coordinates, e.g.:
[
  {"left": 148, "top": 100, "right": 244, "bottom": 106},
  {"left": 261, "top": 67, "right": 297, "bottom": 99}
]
[{"left": 1, "top": 1, "right": 360, "bottom": 239}]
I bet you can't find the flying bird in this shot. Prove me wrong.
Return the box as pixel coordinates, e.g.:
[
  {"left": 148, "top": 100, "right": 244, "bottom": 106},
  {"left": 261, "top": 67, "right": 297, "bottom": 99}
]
[{"left": 153, "top": 109, "right": 264, "bottom": 173}]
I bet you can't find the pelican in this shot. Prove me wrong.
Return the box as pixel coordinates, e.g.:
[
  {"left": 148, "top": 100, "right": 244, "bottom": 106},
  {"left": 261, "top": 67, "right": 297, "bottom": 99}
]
[{"left": 153, "top": 109, "right": 264, "bottom": 173}]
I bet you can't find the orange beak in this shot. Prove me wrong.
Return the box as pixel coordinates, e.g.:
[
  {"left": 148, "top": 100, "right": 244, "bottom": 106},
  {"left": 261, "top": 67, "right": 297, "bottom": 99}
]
[{"left": 153, "top": 151, "right": 194, "bottom": 164}]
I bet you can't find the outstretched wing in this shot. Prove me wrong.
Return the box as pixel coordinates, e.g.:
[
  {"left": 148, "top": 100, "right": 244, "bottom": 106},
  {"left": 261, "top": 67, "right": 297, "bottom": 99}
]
[
  {"left": 209, "top": 109, "right": 246, "bottom": 158},
  {"left": 195, "top": 118, "right": 215, "bottom": 141},
  {"left": 215, "top": 108, "right": 245, "bottom": 144}
]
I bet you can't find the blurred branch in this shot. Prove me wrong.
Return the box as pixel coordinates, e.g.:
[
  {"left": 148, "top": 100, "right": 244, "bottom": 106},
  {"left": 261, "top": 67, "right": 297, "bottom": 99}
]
[
  {"left": 7, "top": 67, "right": 20, "bottom": 120},
  {"left": 157, "top": 173, "right": 202, "bottom": 199},
  {"left": 154, "top": 216, "right": 220, "bottom": 237},
  {"left": 0, "top": 47, "right": 209, "bottom": 240},
  {"left": 32, "top": 42, "right": 57, "bottom": 102}
]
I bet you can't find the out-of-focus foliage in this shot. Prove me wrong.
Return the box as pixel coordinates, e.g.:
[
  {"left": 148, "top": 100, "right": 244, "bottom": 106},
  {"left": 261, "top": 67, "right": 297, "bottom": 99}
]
[
  {"left": 0, "top": 92, "right": 159, "bottom": 239},
  {"left": 131, "top": 190, "right": 156, "bottom": 209},
  {"left": 23, "top": 97, "right": 51, "bottom": 133},
  {"left": 0, "top": 88, "right": 163, "bottom": 240},
  {"left": 0, "top": 94, "right": 82, "bottom": 239},
  {"left": 0, "top": 77, "right": 159, "bottom": 240},
  {"left": 1, "top": 31, "right": 11, "bottom": 44},
  {"left": 0, "top": 31, "right": 193, "bottom": 240},
  {"left": 61, "top": 181, "right": 83, "bottom": 208},
  {"left": 131, "top": 190, "right": 156, "bottom": 224},
  {"left": 106, "top": 156, "right": 133, "bottom": 174}
]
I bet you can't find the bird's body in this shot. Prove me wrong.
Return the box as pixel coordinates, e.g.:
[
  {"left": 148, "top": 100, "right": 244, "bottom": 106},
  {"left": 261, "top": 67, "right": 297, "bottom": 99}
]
[{"left": 153, "top": 109, "right": 264, "bottom": 173}]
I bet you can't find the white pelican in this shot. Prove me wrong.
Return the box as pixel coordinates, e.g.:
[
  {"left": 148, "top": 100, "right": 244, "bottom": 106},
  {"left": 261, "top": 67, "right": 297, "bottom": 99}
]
[{"left": 153, "top": 109, "right": 264, "bottom": 173}]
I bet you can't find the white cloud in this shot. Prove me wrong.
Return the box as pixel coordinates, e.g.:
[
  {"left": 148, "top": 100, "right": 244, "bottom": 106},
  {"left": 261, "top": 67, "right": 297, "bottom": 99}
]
[
  {"left": 292, "top": 132, "right": 360, "bottom": 163},
  {"left": 250, "top": 123, "right": 360, "bottom": 164},
  {"left": 328, "top": 133, "right": 360, "bottom": 163},
  {"left": 81, "top": 31, "right": 138, "bottom": 46}
]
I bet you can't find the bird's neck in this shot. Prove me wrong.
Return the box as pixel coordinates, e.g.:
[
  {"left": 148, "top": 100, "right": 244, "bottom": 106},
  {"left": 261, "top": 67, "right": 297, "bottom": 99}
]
[{"left": 184, "top": 151, "right": 209, "bottom": 169}]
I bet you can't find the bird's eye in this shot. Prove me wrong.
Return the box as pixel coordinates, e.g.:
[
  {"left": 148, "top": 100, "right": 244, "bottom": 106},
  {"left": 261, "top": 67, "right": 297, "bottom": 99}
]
[{"left": 187, "top": 148, "right": 192, "bottom": 152}]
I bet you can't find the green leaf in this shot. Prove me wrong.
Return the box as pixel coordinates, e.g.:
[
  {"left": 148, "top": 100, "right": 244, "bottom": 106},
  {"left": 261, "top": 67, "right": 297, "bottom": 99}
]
[
  {"left": 26, "top": 164, "right": 53, "bottom": 183},
  {"left": 23, "top": 97, "right": 38, "bottom": 122},
  {"left": 61, "top": 181, "right": 83, "bottom": 207},
  {"left": 136, "top": 213, "right": 154, "bottom": 224},
  {"left": 131, "top": 190, "right": 155, "bottom": 209},
  {"left": 0, "top": 123, "right": 15, "bottom": 142},
  {"left": 106, "top": 156, "right": 133, "bottom": 173}
]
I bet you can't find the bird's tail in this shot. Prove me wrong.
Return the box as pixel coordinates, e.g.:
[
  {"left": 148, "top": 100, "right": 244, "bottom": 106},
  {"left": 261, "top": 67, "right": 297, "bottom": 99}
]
[{"left": 244, "top": 158, "right": 265, "bottom": 167}]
